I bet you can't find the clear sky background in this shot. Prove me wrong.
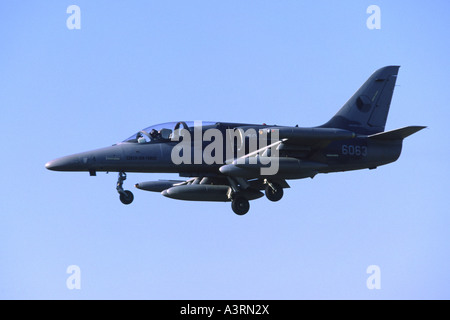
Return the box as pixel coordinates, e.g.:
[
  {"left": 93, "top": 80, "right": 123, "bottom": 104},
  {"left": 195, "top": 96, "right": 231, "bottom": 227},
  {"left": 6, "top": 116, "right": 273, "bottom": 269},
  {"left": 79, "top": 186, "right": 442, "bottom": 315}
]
[{"left": 0, "top": 1, "right": 449, "bottom": 299}]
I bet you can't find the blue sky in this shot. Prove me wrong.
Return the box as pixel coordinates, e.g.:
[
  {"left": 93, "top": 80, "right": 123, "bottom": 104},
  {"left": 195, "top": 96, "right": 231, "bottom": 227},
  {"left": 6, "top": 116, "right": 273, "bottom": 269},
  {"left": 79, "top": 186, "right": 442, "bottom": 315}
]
[{"left": 0, "top": 1, "right": 449, "bottom": 299}]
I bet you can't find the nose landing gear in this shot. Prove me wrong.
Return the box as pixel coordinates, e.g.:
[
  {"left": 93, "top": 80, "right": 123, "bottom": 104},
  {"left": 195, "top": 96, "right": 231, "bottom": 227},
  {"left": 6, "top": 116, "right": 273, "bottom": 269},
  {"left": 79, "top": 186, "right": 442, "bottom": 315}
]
[{"left": 116, "top": 172, "right": 134, "bottom": 205}]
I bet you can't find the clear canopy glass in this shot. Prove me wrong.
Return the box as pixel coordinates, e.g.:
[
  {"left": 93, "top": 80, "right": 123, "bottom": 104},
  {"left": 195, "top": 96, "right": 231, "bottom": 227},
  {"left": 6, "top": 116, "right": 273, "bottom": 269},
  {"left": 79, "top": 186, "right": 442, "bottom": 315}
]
[{"left": 123, "top": 121, "right": 217, "bottom": 143}]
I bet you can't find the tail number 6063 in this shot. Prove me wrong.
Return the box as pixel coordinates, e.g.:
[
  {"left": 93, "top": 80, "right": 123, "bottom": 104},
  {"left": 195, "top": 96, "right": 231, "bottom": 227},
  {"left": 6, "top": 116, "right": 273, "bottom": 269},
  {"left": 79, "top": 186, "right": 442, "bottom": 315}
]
[{"left": 341, "top": 145, "right": 368, "bottom": 157}]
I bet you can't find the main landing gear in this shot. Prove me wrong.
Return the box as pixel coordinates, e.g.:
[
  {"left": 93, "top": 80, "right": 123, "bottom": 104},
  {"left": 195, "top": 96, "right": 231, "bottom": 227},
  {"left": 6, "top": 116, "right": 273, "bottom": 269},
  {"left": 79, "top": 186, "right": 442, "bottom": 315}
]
[
  {"left": 265, "top": 181, "right": 283, "bottom": 202},
  {"left": 230, "top": 181, "right": 284, "bottom": 215},
  {"left": 117, "top": 172, "right": 134, "bottom": 205},
  {"left": 231, "top": 195, "right": 250, "bottom": 216},
  {"left": 226, "top": 177, "right": 251, "bottom": 216}
]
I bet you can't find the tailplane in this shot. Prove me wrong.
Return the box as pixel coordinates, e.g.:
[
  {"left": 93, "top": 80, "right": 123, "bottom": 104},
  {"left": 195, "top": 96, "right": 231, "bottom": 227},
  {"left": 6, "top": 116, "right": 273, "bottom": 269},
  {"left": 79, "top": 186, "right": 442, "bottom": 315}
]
[
  {"left": 320, "top": 66, "right": 400, "bottom": 135},
  {"left": 368, "top": 126, "right": 426, "bottom": 140}
]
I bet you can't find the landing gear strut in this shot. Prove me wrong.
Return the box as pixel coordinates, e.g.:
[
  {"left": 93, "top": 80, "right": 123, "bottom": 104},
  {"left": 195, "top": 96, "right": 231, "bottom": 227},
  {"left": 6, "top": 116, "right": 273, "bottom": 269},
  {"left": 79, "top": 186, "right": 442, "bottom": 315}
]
[
  {"left": 117, "top": 172, "right": 134, "bottom": 205},
  {"left": 226, "top": 177, "right": 250, "bottom": 216}
]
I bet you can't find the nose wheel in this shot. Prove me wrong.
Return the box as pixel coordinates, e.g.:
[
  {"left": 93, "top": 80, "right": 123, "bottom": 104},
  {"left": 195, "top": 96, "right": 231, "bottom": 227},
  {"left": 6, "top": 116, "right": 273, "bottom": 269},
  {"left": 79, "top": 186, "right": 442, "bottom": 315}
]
[
  {"left": 119, "top": 190, "right": 134, "bottom": 205},
  {"left": 117, "top": 172, "right": 134, "bottom": 205}
]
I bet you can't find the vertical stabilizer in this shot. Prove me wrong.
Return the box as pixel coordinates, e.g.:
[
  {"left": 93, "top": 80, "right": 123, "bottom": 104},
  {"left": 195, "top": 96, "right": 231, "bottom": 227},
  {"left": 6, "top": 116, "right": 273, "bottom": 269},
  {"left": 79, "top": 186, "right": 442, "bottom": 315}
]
[{"left": 320, "top": 66, "right": 400, "bottom": 135}]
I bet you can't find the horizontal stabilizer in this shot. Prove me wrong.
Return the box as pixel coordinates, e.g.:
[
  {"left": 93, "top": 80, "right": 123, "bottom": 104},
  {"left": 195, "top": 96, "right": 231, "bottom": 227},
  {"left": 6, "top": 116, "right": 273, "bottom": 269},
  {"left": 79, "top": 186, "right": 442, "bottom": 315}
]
[{"left": 368, "top": 126, "right": 426, "bottom": 140}]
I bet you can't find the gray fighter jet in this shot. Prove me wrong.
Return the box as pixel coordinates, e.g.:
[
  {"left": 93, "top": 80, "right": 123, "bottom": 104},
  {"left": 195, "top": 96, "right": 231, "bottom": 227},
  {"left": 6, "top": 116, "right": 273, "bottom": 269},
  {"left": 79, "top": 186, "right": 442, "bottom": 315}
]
[{"left": 45, "top": 66, "right": 425, "bottom": 215}]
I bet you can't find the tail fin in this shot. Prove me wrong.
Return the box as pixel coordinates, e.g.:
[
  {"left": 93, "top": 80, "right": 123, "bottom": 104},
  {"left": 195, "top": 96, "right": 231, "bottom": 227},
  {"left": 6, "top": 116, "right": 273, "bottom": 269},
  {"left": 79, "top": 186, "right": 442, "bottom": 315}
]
[{"left": 320, "top": 66, "right": 400, "bottom": 135}]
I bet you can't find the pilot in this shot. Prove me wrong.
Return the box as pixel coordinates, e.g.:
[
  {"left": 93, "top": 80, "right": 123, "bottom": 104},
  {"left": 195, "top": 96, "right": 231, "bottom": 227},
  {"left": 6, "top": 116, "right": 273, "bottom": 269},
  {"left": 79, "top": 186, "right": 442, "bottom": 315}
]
[{"left": 150, "top": 129, "right": 160, "bottom": 140}]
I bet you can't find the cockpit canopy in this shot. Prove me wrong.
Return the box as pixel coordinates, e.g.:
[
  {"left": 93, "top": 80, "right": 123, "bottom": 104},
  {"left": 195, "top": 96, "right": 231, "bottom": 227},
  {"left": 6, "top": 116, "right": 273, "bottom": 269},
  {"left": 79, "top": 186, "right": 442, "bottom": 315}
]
[{"left": 123, "top": 121, "right": 217, "bottom": 143}]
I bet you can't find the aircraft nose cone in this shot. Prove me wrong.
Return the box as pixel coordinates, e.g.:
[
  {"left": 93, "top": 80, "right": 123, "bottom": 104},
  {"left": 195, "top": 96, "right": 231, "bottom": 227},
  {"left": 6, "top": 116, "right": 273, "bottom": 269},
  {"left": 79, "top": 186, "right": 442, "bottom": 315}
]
[
  {"left": 45, "top": 161, "right": 53, "bottom": 170},
  {"left": 45, "top": 156, "right": 80, "bottom": 171}
]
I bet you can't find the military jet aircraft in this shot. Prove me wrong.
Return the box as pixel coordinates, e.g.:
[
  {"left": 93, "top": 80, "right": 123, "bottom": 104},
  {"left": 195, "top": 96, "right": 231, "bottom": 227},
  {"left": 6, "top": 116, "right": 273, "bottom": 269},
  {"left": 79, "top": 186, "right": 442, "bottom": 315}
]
[{"left": 45, "top": 66, "right": 425, "bottom": 215}]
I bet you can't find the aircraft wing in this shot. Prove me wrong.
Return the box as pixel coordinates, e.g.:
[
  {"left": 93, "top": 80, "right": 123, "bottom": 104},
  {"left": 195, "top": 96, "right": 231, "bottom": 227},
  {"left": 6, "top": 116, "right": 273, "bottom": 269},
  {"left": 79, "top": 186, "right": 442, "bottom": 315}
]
[{"left": 219, "top": 138, "right": 328, "bottom": 180}]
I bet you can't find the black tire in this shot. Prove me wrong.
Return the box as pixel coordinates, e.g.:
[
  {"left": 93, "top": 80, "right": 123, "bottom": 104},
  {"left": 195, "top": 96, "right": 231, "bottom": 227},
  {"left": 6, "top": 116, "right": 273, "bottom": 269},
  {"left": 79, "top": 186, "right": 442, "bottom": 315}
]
[
  {"left": 120, "top": 190, "right": 134, "bottom": 205},
  {"left": 232, "top": 196, "right": 250, "bottom": 215},
  {"left": 265, "top": 183, "right": 283, "bottom": 202}
]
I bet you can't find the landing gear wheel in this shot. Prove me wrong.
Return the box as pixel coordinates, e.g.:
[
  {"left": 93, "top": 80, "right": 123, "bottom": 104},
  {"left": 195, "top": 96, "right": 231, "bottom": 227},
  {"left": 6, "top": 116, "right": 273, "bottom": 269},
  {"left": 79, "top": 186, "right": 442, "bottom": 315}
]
[
  {"left": 265, "top": 183, "right": 283, "bottom": 202},
  {"left": 231, "top": 196, "right": 250, "bottom": 216},
  {"left": 119, "top": 190, "right": 134, "bottom": 205},
  {"left": 116, "top": 172, "right": 134, "bottom": 205}
]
